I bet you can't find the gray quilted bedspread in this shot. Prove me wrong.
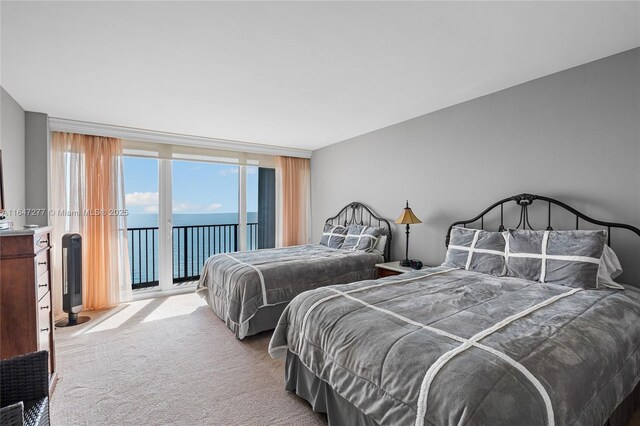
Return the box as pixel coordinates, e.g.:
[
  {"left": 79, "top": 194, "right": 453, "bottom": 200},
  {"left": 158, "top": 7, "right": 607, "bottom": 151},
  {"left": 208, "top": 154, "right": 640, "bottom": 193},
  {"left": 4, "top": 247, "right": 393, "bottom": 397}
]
[
  {"left": 196, "top": 244, "right": 382, "bottom": 338},
  {"left": 269, "top": 266, "right": 640, "bottom": 426}
]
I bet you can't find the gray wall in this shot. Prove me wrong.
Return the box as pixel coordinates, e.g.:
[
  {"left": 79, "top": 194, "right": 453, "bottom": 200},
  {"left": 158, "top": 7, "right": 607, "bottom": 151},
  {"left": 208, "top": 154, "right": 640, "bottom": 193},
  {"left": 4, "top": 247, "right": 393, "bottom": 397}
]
[
  {"left": 0, "top": 87, "right": 26, "bottom": 228},
  {"left": 311, "top": 48, "right": 640, "bottom": 283},
  {"left": 25, "top": 111, "right": 50, "bottom": 226}
]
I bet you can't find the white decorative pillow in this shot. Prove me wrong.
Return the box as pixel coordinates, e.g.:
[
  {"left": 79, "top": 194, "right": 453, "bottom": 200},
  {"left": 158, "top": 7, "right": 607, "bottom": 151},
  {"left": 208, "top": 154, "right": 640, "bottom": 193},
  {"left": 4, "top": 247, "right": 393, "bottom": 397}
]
[
  {"left": 341, "top": 225, "right": 383, "bottom": 252},
  {"left": 319, "top": 223, "right": 348, "bottom": 249}
]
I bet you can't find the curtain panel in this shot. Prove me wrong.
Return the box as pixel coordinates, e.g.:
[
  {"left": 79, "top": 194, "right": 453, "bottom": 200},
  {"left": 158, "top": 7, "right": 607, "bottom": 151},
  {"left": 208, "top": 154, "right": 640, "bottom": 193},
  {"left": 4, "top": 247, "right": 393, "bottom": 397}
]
[
  {"left": 51, "top": 132, "right": 131, "bottom": 313},
  {"left": 276, "top": 156, "right": 310, "bottom": 247}
]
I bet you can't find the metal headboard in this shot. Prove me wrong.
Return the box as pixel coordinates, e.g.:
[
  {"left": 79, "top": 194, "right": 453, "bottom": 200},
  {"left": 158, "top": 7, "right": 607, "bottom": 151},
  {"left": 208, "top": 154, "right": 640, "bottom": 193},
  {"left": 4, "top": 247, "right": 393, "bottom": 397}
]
[
  {"left": 445, "top": 193, "right": 640, "bottom": 247},
  {"left": 326, "top": 202, "right": 393, "bottom": 261}
]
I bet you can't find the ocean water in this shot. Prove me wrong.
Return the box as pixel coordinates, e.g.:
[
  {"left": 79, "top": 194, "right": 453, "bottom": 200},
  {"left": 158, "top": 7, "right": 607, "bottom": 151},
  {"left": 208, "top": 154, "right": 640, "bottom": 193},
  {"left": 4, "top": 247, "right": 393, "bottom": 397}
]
[{"left": 127, "top": 212, "right": 259, "bottom": 286}]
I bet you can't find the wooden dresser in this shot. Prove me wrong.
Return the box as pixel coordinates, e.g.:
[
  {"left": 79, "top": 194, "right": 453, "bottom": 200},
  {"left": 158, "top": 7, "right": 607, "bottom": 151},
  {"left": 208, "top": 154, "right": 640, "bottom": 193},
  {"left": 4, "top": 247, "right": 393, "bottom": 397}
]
[{"left": 0, "top": 226, "right": 57, "bottom": 393}]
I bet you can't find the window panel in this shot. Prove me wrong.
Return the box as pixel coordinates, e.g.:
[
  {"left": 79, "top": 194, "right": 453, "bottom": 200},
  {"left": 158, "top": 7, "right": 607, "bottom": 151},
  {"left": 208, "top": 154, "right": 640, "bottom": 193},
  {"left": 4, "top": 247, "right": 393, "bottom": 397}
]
[
  {"left": 171, "top": 160, "right": 240, "bottom": 283},
  {"left": 123, "top": 149, "right": 276, "bottom": 293},
  {"left": 123, "top": 157, "right": 159, "bottom": 290}
]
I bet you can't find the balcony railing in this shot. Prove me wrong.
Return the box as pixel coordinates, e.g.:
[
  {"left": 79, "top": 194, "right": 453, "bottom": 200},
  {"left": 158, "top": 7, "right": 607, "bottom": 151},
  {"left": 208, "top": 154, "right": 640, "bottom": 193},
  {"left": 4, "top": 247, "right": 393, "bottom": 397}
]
[{"left": 127, "top": 223, "right": 258, "bottom": 289}]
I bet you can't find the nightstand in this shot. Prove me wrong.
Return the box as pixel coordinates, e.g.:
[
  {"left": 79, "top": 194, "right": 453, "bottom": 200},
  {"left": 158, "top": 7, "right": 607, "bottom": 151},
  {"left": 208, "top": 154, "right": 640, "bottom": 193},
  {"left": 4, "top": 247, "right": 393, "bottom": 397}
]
[{"left": 375, "top": 261, "right": 424, "bottom": 278}]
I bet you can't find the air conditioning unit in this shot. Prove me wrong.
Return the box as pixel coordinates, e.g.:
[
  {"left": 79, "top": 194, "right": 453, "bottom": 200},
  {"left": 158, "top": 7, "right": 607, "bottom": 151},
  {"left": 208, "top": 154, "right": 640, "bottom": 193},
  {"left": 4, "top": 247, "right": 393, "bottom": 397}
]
[{"left": 55, "top": 233, "right": 90, "bottom": 327}]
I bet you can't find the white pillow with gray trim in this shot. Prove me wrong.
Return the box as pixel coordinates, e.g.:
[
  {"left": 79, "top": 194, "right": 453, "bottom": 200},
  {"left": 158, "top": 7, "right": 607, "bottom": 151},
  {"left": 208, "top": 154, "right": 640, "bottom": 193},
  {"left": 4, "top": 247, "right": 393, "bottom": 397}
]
[
  {"left": 319, "top": 223, "right": 348, "bottom": 249},
  {"left": 506, "top": 229, "right": 607, "bottom": 289},
  {"left": 341, "top": 225, "right": 383, "bottom": 252},
  {"left": 443, "top": 227, "right": 507, "bottom": 276}
]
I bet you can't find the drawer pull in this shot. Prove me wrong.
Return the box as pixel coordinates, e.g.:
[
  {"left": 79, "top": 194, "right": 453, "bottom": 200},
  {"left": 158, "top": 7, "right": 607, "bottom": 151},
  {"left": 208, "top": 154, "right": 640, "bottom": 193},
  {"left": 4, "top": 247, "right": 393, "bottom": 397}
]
[
  {"left": 37, "top": 261, "right": 47, "bottom": 266},
  {"left": 40, "top": 328, "right": 49, "bottom": 332},
  {"left": 40, "top": 239, "right": 48, "bottom": 244},
  {"left": 40, "top": 305, "right": 49, "bottom": 310},
  {"left": 38, "top": 284, "right": 48, "bottom": 288}
]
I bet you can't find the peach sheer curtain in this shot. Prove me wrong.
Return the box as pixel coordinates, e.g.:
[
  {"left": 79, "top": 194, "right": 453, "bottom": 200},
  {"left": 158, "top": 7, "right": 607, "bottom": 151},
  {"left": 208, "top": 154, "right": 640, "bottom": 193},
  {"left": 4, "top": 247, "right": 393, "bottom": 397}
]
[
  {"left": 276, "top": 156, "right": 310, "bottom": 247},
  {"left": 51, "top": 132, "right": 131, "bottom": 313}
]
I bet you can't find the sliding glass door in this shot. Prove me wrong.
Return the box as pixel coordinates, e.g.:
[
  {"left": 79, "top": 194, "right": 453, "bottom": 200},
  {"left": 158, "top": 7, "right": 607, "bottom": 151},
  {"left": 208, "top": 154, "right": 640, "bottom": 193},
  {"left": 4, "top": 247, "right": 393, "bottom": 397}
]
[
  {"left": 171, "top": 160, "right": 240, "bottom": 286},
  {"left": 123, "top": 157, "right": 160, "bottom": 291},
  {"left": 123, "top": 151, "right": 275, "bottom": 293}
]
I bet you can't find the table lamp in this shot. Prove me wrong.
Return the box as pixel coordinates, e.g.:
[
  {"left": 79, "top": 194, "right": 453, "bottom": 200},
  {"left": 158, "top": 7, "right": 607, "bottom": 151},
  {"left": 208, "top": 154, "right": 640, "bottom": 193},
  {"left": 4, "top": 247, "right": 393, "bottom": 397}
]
[{"left": 395, "top": 201, "right": 422, "bottom": 267}]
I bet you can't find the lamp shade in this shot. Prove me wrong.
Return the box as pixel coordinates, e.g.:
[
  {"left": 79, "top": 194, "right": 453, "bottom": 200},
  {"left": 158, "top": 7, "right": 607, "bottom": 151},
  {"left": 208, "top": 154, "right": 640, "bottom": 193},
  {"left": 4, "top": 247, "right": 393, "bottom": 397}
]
[{"left": 395, "top": 201, "right": 422, "bottom": 225}]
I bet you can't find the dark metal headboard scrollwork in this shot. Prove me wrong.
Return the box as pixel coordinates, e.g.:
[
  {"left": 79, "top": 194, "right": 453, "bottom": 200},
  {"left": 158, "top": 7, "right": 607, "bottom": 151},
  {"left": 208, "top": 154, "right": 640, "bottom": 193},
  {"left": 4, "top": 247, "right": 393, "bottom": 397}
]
[
  {"left": 326, "top": 202, "right": 393, "bottom": 261},
  {"left": 445, "top": 193, "right": 640, "bottom": 248}
]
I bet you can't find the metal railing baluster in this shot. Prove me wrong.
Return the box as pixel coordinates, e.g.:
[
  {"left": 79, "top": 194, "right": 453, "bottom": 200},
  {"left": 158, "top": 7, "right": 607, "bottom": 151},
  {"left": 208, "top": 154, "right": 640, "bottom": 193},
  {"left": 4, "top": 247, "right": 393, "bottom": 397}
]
[{"left": 127, "top": 223, "right": 258, "bottom": 288}]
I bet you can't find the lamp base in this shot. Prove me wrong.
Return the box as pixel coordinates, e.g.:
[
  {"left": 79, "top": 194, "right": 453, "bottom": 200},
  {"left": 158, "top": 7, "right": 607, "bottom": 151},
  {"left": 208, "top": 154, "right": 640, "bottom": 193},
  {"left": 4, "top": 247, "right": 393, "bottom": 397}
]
[{"left": 399, "top": 259, "right": 411, "bottom": 267}]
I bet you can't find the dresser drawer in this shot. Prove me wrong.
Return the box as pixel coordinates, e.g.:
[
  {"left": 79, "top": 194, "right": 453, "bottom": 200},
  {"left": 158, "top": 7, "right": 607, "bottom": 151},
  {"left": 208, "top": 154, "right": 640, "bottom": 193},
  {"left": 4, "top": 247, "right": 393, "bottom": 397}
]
[
  {"left": 38, "top": 323, "right": 51, "bottom": 354},
  {"left": 36, "top": 250, "right": 49, "bottom": 278},
  {"left": 37, "top": 272, "right": 50, "bottom": 301},
  {"left": 34, "top": 232, "right": 51, "bottom": 253},
  {"left": 37, "top": 295, "right": 52, "bottom": 351}
]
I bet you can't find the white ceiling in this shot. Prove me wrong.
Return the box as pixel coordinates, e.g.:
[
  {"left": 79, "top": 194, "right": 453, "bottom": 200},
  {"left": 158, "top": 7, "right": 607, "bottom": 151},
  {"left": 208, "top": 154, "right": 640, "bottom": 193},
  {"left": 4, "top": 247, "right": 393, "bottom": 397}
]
[{"left": 1, "top": 1, "right": 639, "bottom": 151}]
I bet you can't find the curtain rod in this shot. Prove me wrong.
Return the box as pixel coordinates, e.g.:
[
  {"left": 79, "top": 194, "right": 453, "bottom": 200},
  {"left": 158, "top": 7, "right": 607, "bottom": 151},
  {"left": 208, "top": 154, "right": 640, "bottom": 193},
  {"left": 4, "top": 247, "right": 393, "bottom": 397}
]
[{"left": 48, "top": 117, "right": 313, "bottom": 159}]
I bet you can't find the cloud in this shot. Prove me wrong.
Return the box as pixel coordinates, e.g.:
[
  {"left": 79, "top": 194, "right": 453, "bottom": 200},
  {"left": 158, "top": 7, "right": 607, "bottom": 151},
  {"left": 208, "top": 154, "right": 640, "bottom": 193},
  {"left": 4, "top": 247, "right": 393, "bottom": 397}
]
[
  {"left": 171, "top": 202, "right": 224, "bottom": 213},
  {"left": 126, "top": 191, "right": 223, "bottom": 214},
  {"left": 205, "top": 203, "right": 222, "bottom": 212},
  {"left": 172, "top": 203, "right": 199, "bottom": 213},
  {"left": 218, "top": 167, "right": 239, "bottom": 177},
  {"left": 126, "top": 192, "right": 158, "bottom": 206}
]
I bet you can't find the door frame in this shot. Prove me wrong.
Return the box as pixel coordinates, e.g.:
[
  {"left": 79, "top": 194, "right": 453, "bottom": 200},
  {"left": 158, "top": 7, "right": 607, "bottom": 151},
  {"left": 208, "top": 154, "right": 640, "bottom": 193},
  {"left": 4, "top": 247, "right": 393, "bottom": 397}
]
[
  {"left": 123, "top": 149, "right": 272, "bottom": 295},
  {"left": 158, "top": 158, "right": 174, "bottom": 291}
]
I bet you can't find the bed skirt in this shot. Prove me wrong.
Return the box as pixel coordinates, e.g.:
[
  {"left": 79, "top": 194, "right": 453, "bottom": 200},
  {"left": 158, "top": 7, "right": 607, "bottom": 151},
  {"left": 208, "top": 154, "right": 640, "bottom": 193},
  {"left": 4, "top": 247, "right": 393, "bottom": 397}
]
[
  {"left": 202, "top": 284, "right": 289, "bottom": 339},
  {"left": 607, "top": 378, "right": 640, "bottom": 426},
  {"left": 285, "top": 351, "right": 378, "bottom": 426},
  {"left": 285, "top": 351, "right": 640, "bottom": 426}
]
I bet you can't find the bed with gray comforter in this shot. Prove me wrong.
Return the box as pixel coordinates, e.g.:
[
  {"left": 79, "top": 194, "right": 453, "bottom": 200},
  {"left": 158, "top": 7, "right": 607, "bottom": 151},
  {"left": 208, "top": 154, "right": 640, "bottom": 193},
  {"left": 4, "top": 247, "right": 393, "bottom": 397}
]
[
  {"left": 269, "top": 266, "right": 640, "bottom": 426},
  {"left": 196, "top": 244, "right": 383, "bottom": 339}
]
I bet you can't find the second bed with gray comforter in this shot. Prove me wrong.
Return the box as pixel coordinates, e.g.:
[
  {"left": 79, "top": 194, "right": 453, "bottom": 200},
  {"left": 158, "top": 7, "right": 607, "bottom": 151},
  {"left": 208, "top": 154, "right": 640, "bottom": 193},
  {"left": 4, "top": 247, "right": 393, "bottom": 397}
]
[
  {"left": 269, "top": 266, "right": 640, "bottom": 426},
  {"left": 196, "top": 244, "right": 383, "bottom": 339}
]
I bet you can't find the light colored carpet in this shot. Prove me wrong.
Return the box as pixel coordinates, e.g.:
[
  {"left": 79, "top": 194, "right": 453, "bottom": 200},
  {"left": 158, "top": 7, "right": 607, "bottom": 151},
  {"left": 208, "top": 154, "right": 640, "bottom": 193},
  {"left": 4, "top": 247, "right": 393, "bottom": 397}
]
[
  {"left": 51, "top": 292, "right": 640, "bottom": 426},
  {"left": 51, "top": 293, "right": 326, "bottom": 426}
]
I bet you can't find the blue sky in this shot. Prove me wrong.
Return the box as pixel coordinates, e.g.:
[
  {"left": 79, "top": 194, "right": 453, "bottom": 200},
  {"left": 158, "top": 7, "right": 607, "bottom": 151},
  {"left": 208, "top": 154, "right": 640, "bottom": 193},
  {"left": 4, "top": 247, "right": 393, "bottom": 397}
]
[{"left": 123, "top": 157, "right": 258, "bottom": 215}]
